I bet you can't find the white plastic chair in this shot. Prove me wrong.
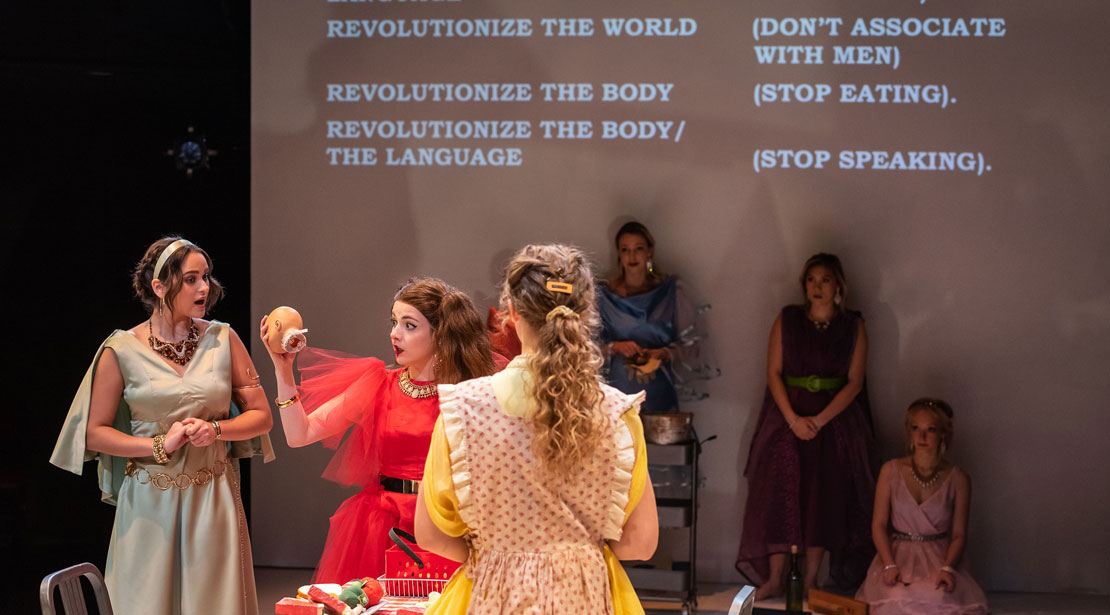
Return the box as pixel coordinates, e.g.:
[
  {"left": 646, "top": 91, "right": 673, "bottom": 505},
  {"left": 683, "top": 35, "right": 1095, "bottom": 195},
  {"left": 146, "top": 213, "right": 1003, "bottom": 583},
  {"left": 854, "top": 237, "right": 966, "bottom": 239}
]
[
  {"left": 728, "top": 585, "right": 756, "bottom": 615},
  {"left": 40, "top": 562, "right": 114, "bottom": 615}
]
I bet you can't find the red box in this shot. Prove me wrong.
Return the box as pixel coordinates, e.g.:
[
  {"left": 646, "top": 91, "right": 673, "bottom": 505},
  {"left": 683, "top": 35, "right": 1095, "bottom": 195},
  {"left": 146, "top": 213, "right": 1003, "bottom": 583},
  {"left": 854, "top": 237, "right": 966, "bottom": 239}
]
[
  {"left": 380, "top": 528, "right": 460, "bottom": 597},
  {"left": 275, "top": 597, "right": 324, "bottom": 615}
]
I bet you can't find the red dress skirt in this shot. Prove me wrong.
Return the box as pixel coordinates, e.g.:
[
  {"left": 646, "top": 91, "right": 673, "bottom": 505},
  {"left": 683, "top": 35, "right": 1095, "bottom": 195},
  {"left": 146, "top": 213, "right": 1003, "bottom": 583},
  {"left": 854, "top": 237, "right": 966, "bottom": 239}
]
[{"left": 297, "top": 349, "right": 439, "bottom": 583}]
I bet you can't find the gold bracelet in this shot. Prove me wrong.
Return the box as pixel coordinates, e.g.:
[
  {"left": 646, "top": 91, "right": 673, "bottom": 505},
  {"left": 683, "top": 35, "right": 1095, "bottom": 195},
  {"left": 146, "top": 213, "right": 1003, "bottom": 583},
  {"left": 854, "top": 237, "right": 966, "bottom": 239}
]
[
  {"left": 276, "top": 393, "right": 300, "bottom": 409},
  {"left": 152, "top": 434, "right": 169, "bottom": 464},
  {"left": 211, "top": 420, "right": 222, "bottom": 440}
]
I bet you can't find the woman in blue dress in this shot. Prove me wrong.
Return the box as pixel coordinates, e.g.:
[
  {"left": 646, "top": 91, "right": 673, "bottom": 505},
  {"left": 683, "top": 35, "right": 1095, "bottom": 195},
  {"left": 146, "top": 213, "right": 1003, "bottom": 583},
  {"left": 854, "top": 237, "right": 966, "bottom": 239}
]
[{"left": 598, "top": 221, "right": 699, "bottom": 414}]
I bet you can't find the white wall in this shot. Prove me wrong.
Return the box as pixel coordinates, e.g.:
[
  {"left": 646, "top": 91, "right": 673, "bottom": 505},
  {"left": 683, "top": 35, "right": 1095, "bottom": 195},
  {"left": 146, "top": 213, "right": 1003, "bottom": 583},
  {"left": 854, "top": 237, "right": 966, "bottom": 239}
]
[{"left": 251, "top": 0, "right": 1110, "bottom": 593}]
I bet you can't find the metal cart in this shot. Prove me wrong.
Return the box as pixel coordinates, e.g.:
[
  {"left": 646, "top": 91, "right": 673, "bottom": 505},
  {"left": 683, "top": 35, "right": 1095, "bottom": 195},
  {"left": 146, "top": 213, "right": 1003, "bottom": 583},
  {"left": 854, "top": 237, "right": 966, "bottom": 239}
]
[{"left": 626, "top": 436, "right": 711, "bottom": 615}]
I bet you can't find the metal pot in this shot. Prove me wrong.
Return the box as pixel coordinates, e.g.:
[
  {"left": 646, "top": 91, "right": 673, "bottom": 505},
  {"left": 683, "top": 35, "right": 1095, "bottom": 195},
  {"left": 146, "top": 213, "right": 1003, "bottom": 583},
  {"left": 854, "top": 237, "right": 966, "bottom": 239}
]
[{"left": 642, "top": 412, "right": 693, "bottom": 445}]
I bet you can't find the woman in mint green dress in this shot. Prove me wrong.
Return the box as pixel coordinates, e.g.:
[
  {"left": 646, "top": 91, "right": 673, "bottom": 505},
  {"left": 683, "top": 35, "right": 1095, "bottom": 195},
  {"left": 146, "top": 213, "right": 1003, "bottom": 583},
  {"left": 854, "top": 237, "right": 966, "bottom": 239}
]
[{"left": 51, "top": 237, "right": 274, "bottom": 615}]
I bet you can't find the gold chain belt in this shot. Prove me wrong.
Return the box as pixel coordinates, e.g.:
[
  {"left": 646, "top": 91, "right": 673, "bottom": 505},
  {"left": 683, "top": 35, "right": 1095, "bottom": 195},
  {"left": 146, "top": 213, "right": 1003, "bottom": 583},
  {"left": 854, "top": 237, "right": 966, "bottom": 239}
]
[{"left": 125, "top": 458, "right": 233, "bottom": 491}]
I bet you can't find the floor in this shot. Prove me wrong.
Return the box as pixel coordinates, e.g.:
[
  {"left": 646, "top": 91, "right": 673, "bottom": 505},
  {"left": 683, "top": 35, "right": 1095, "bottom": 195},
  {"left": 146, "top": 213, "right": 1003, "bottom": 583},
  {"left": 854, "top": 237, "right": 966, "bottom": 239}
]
[{"left": 256, "top": 568, "right": 1109, "bottom": 614}]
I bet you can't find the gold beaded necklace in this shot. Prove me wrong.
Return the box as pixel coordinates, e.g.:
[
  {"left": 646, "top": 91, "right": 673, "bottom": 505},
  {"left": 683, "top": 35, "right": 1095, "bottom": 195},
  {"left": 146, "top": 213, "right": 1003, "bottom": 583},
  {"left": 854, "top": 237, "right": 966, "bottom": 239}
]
[
  {"left": 148, "top": 319, "right": 200, "bottom": 366},
  {"left": 398, "top": 369, "right": 437, "bottom": 399}
]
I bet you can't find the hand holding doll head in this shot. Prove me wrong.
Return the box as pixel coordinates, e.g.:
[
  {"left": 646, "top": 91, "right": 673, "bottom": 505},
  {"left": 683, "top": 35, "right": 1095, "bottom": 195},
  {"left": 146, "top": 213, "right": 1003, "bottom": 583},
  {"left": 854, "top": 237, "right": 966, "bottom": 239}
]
[{"left": 265, "top": 306, "right": 308, "bottom": 354}]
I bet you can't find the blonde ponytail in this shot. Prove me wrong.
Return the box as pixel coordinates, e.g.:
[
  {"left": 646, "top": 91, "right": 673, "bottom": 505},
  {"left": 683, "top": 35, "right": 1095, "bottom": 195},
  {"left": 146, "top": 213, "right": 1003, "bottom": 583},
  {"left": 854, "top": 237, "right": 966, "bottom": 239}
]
[{"left": 501, "top": 244, "right": 608, "bottom": 478}]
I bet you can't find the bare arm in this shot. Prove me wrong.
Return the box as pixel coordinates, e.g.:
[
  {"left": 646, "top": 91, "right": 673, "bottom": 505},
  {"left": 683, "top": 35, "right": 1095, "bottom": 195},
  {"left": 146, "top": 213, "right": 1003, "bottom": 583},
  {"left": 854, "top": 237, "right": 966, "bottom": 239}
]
[
  {"left": 935, "top": 468, "right": 970, "bottom": 591},
  {"left": 609, "top": 480, "right": 659, "bottom": 560},
  {"left": 260, "top": 315, "right": 354, "bottom": 447},
  {"left": 813, "top": 319, "right": 868, "bottom": 429},
  {"left": 415, "top": 483, "right": 469, "bottom": 563},
  {"left": 86, "top": 348, "right": 189, "bottom": 457},
  {"left": 871, "top": 461, "right": 901, "bottom": 585},
  {"left": 767, "top": 315, "right": 818, "bottom": 440}
]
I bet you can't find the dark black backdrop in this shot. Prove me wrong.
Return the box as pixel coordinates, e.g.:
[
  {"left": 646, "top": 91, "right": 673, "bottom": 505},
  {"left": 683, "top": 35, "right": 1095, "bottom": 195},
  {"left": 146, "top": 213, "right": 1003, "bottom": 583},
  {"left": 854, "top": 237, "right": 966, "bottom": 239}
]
[{"left": 1, "top": 3, "right": 251, "bottom": 611}]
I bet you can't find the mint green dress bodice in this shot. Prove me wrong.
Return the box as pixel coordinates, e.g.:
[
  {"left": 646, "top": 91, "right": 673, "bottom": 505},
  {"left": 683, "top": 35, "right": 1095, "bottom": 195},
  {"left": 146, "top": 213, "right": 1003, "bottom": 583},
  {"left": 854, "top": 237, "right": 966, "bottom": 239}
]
[{"left": 51, "top": 321, "right": 266, "bottom": 615}]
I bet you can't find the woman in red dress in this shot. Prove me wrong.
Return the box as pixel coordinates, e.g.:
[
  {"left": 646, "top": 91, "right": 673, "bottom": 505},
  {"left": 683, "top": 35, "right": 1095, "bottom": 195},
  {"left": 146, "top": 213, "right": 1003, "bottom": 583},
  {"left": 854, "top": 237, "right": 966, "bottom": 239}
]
[{"left": 261, "top": 278, "right": 500, "bottom": 583}]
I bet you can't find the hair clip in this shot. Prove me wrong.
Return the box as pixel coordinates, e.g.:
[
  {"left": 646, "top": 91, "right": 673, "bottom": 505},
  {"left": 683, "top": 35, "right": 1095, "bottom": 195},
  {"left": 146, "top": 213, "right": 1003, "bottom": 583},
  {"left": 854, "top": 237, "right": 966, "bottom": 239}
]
[{"left": 545, "top": 280, "right": 573, "bottom": 294}]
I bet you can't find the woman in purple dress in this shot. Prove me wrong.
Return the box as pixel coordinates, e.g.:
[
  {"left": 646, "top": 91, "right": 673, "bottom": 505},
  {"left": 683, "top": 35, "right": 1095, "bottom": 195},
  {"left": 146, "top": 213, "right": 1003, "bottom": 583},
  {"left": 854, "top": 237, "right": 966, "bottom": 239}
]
[{"left": 736, "top": 253, "right": 877, "bottom": 598}]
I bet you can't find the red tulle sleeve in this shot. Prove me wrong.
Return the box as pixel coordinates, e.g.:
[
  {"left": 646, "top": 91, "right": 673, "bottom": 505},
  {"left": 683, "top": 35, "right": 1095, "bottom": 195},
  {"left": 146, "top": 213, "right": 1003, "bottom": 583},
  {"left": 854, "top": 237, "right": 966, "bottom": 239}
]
[
  {"left": 296, "top": 347, "right": 390, "bottom": 488},
  {"left": 488, "top": 307, "right": 522, "bottom": 360}
]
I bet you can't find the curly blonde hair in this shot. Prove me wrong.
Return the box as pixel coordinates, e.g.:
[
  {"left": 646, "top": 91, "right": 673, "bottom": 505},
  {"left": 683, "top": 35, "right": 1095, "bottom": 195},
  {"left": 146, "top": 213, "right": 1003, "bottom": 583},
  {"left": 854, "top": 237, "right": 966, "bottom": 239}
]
[{"left": 501, "top": 244, "right": 609, "bottom": 479}]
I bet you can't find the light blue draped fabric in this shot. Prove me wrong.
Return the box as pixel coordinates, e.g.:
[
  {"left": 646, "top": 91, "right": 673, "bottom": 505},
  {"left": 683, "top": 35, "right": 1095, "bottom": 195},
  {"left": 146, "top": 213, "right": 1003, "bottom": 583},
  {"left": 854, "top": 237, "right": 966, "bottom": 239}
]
[{"left": 597, "top": 277, "right": 679, "bottom": 413}]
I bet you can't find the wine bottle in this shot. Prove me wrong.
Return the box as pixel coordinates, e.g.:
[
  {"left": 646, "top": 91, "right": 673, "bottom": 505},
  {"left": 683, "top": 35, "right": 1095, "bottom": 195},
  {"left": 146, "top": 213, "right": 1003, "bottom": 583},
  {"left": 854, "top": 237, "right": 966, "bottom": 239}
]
[{"left": 785, "top": 545, "right": 804, "bottom": 614}]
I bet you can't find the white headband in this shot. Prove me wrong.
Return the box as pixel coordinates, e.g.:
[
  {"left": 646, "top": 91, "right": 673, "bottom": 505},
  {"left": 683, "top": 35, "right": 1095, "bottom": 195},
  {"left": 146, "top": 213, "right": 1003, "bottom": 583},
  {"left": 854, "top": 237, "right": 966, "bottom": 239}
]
[{"left": 153, "top": 239, "right": 195, "bottom": 281}]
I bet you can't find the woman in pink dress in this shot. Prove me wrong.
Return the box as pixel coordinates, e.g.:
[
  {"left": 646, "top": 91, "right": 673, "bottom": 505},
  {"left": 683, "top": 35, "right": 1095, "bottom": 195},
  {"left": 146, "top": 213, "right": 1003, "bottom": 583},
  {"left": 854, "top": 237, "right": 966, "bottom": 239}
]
[
  {"left": 260, "top": 278, "right": 500, "bottom": 583},
  {"left": 855, "top": 398, "right": 989, "bottom": 614}
]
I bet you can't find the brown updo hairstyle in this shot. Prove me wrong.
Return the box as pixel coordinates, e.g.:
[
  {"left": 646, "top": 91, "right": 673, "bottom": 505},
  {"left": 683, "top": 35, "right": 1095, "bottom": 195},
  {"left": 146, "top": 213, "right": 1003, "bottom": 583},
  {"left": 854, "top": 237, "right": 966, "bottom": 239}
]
[
  {"left": 394, "top": 278, "right": 496, "bottom": 385},
  {"left": 501, "top": 244, "right": 608, "bottom": 479},
  {"left": 614, "top": 221, "right": 661, "bottom": 282},
  {"left": 799, "top": 252, "right": 848, "bottom": 312},
  {"left": 905, "top": 397, "right": 955, "bottom": 450},
  {"left": 131, "top": 236, "right": 224, "bottom": 316}
]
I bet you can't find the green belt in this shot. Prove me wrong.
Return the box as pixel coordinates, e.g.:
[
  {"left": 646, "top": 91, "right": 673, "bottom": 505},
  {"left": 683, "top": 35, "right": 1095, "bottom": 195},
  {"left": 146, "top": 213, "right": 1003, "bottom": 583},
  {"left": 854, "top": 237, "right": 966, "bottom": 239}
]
[{"left": 784, "top": 375, "right": 847, "bottom": 393}]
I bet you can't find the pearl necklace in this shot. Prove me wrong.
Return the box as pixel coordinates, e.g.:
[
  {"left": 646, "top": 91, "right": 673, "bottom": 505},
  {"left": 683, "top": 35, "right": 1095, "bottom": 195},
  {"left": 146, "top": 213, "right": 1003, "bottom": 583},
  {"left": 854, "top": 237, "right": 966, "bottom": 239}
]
[
  {"left": 398, "top": 369, "right": 437, "bottom": 399},
  {"left": 910, "top": 460, "right": 941, "bottom": 489}
]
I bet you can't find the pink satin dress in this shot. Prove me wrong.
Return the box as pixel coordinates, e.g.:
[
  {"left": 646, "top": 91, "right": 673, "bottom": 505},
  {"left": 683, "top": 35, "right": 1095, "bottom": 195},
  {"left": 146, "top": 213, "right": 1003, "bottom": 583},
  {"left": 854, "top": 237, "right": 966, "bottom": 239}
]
[{"left": 855, "top": 464, "right": 989, "bottom": 614}]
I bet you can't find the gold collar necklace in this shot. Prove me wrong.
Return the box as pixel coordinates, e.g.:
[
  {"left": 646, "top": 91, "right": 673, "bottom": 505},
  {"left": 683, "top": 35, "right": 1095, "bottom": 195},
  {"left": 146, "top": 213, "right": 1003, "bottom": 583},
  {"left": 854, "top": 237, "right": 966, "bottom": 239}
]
[
  {"left": 398, "top": 369, "right": 437, "bottom": 399},
  {"left": 148, "top": 319, "right": 200, "bottom": 366}
]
